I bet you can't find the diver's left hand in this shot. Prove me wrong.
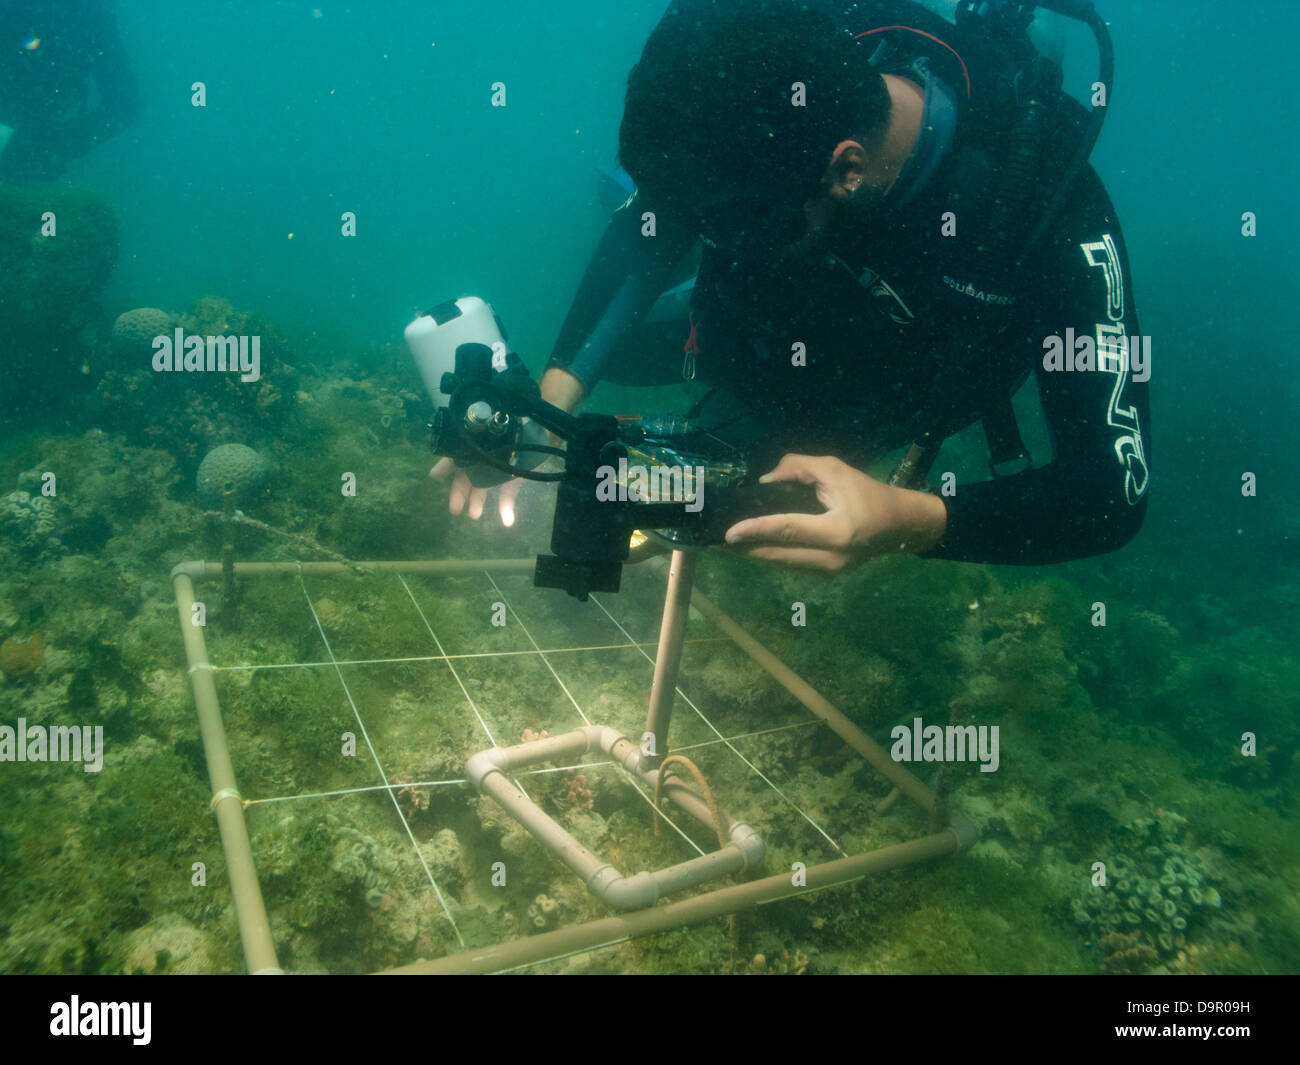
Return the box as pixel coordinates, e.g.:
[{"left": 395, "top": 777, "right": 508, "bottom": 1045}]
[{"left": 723, "top": 454, "right": 947, "bottom": 573}]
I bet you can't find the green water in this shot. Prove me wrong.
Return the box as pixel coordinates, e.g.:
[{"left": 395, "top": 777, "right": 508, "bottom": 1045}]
[{"left": 0, "top": 0, "right": 1296, "bottom": 975}]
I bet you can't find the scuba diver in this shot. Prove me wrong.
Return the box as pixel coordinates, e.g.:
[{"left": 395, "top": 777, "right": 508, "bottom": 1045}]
[
  {"left": 0, "top": 0, "right": 138, "bottom": 183},
  {"left": 436, "top": 0, "right": 1149, "bottom": 572}
]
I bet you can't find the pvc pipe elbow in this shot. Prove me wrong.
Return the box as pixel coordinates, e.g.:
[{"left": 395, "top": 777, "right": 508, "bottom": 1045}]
[
  {"left": 727, "top": 822, "right": 765, "bottom": 871},
  {"left": 948, "top": 811, "right": 980, "bottom": 850},
  {"left": 585, "top": 725, "right": 646, "bottom": 772},
  {"left": 583, "top": 724, "right": 629, "bottom": 756},
  {"left": 466, "top": 747, "right": 508, "bottom": 790},
  {"left": 594, "top": 869, "right": 659, "bottom": 911}
]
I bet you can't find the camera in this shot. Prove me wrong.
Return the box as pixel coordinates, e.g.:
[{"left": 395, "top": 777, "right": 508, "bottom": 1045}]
[{"left": 406, "top": 296, "right": 822, "bottom": 600}]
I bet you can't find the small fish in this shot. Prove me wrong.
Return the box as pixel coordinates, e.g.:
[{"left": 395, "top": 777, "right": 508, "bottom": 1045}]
[{"left": 23, "top": 36, "right": 40, "bottom": 51}]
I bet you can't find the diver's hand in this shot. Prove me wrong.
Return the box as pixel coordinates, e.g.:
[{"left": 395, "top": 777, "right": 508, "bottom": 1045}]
[
  {"left": 723, "top": 454, "right": 947, "bottom": 572},
  {"left": 430, "top": 460, "right": 524, "bottom": 526},
  {"left": 429, "top": 367, "right": 586, "bottom": 527}
]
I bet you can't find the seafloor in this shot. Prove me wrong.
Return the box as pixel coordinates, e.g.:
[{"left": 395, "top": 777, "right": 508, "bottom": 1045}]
[{"left": 0, "top": 190, "right": 1296, "bottom": 975}]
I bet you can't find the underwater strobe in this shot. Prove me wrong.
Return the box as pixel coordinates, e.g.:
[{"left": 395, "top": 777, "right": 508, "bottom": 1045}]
[{"left": 404, "top": 296, "right": 552, "bottom": 488}]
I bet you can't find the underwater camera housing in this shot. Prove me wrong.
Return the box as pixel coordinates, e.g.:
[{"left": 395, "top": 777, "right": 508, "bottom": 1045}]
[
  {"left": 405, "top": 298, "right": 822, "bottom": 601},
  {"left": 538, "top": 413, "right": 823, "bottom": 600}
]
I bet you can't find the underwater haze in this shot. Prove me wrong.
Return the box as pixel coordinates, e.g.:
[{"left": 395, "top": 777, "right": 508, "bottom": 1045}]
[
  {"left": 95, "top": 0, "right": 661, "bottom": 363},
  {"left": 0, "top": 0, "right": 1297, "bottom": 983}
]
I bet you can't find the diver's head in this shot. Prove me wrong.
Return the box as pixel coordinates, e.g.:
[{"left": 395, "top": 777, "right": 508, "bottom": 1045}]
[{"left": 618, "top": 0, "right": 895, "bottom": 245}]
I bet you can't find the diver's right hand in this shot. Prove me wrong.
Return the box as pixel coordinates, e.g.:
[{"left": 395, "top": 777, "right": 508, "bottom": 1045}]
[{"left": 429, "top": 367, "right": 586, "bottom": 527}]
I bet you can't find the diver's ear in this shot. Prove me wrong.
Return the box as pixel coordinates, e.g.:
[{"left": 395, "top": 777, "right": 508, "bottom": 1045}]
[{"left": 824, "top": 139, "right": 869, "bottom": 201}]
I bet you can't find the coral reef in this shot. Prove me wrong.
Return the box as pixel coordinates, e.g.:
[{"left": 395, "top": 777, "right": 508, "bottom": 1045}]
[
  {"left": 390, "top": 773, "right": 431, "bottom": 818},
  {"left": 0, "top": 490, "right": 60, "bottom": 559},
  {"left": 111, "top": 308, "right": 174, "bottom": 359},
  {"left": 560, "top": 771, "right": 595, "bottom": 812},
  {"left": 2, "top": 274, "right": 1297, "bottom": 977},
  {"left": 1071, "top": 812, "right": 1223, "bottom": 967},
  {"left": 124, "top": 914, "right": 214, "bottom": 975},
  {"left": 1095, "top": 931, "right": 1159, "bottom": 974},
  {"left": 93, "top": 295, "right": 298, "bottom": 463},
  {"left": 418, "top": 829, "right": 467, "bottom": 894},
  {"left": 959, "top": 788, "right": 1053, "bottom": 846},
  {"left": 0, "top": 633, "right": 44, "bottom": 676},
  {"left": 196, "top": 443, "right": 271, "bottom": 510},
  {"left": 527, "top": 892, "right": 561, "bottom": 931},
  {"left": 745, "top": 948, "right": 810, "bottom": 975}
]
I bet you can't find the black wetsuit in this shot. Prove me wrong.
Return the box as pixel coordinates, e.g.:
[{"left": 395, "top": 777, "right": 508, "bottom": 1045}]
[
  {"left": 548, "top": 4, "right": 1150, "bottom": 566},
  {"left": 0, "top": 0, "right": 138, "bottom": 182}
]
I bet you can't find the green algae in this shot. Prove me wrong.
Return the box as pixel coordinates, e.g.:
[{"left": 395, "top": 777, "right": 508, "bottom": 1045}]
[{"left": 1, "top": 295, "right": 1298, "bottom": 975}]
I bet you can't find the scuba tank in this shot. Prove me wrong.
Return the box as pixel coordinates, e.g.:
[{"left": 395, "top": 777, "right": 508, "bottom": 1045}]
[
  {"left": 862, "top": 1, "right": 1113, "bottom": 292},
  {"left": 871, "top": 0, "right": 1116, "bottom": 487},
  {"left": 953, "top": 0, "right": 1115, "bottom": 276}
]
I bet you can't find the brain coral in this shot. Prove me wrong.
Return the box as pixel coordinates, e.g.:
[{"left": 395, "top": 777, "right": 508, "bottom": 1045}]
[
  {"left": 196, "top": 444, "right": 270, "bottom": 509},
  {"left": 111, "top": 308, "right": 174, "bottom": 359},
  {"left": 0, "top": 490, "right": 59, "bottom": 556}
]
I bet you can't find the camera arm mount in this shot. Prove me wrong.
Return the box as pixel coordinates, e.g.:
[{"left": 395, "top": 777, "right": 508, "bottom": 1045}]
[{"left": 436, "top": 346, "right": 726, "bottom": 600}]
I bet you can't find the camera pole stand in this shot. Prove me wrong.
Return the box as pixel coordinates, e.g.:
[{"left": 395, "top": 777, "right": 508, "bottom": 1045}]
[
  {"left": 641, "top": 548, "right": 696, "bottom": 767},
  {"left": 465, "top": 548, "right": 763, "bottom": 911}
]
